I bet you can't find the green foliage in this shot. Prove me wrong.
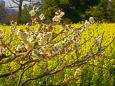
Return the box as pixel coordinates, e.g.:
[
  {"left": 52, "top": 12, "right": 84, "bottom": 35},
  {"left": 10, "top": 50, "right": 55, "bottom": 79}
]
[
  {"left": 43, "top": 0, "right": 115, "bottom": 23},
  {"left": 87, "top": 0, "right": 115, "bottom": 22},
  {"left": 1, "top": 0, "right": 114, "bottom": 24},
  {"left": 43, "top": 0, "right": 101, "bottom": 23},
  {"left": 43, "top": 0, "right": 60, "bottom": 23},
  {"left": 21, "top": 5, "right": 32, "bottom": 24}
]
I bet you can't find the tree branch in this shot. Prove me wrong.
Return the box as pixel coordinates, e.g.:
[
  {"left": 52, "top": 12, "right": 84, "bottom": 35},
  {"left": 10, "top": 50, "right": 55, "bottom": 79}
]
[{"left": 17, "top": 62, "right": 36, "bottom": 86}]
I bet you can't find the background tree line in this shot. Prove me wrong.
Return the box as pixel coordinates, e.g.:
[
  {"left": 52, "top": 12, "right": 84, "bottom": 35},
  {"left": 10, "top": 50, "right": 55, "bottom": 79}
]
[
  {"left": 43, "top": 0, "right": 115, "bottom": 23},
  {"left": 0, "top": 0, "right": 115, "bottom": 24}
]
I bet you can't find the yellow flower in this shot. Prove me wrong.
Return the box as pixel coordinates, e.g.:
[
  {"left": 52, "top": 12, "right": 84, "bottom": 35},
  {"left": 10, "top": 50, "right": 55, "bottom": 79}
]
[
  {"left": 104, "top": 59, "right": 108, "bottom": 64},
  {"left": 103, "top": 74, "right": 106, "bottom": 77},
  {"left": 94, "top": 60, "right": 99, "bottom": 65},
  {"left": 18, "top": 32, "right": 28, "bottom": 41},
  {"left": 103, "top": 64, "right": 106, "bottom": 68},
  {"left": 110, "top": 59, "right": 115, "bottom": 64},
  {"left": 38, "top": 82, "right": 42, "bottom": 85},
  {"left": 112, "top": 65, "right": 115, "bottom": 68},
  {"left": 77, "top": 79, "right": 81, "bottom": 83}
]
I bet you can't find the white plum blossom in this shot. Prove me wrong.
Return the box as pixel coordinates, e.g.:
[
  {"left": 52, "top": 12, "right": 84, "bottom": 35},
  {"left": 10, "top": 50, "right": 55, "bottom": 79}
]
[
  {"left": 39, "top": 14, "right": 45, "bottom": 20},
  {"left": 32, "top": 49, "right": 39, "bottom": 56},
  {"left": 59, "top": 12, "right": 65, "bottom": 17},
  {"left": 64, "top": 38, "right": 69, "bottom": 42},
  {"left": 45, "top": 32, "right": 51, "bottom": 38},
  {"left": 16, "top": 44, "right": 25, "bottom": 51},
  {"left": 78, "top": 27, "right": 84, "bottom": 32},
  {"left": 38, "top": 32, "right": 51, "bottom": 45},
  {"left": 18, "top": 31, "right": 29, "bottom": 41},
  {"left": 55, "top": 9, "right": 61, "bottom": 15},
  {"left": 23, "top": 40, "right": 34, "bottom": 50},
  {"left": 24, "top": 32, "right": 29, "bottom": 36},
  {"left": 0, "top": 29, "right": 3, "bottom": 34},
  {"left": 28, "top": 37, "right": 33, "bottom": 42},
  {"left": 0, "top": 29, "right": 3, "bottom": 39},
  {"left": 35, "top": 7, "right": 39, "bottom": 12},
  {"left": 39, "top": 45, "right": 49, "bottom": 54},
  {"left": 43, "top": 32, "right": 51, "bottom": 40},
  {"left": 84, "top": 20, "right": 90, "bottom": 28},
  {"left": 16, "top": 45, "right": 21, "bottom": 51},
  {"left": 53, "top": 10, "right": 64, "bottom": 22},
  {"left": 54, "top": 43, "right": 60, "bottom": 48},
  {"left": 0, "top": 34, "right": 3, "bottom": 39},
  {"left": 95, "top": 36, "right": 102, "bottom": 41},
  {"left": 41, "top": 24, "right": 46, "bottom": 28},
  {"left": 33, "top": 5, "right": 39, "bottom": 12},
  {"left": 26, "top": 23, "right": 30, "bottom": 26},
  {"left": 68, "top": 35, "right": 74, "bottom": 40},
  {"left": 29, "top": 10, "right": 36, "bottom": 17},
  {"left": 61, "top": 41, "right": 65, "bottom": 44},
  {"left": 39, "top": 39, "right": 45, "bottom": 46},
  {"left": 52, "top": 15, "right": 61, "bottom": 22},
  {"left": 35, "top": 29, "right": 39, "bottom": 34},
  {"left": 74, "top": 67, "right": 82, "bottom": 78},
  {"left": 37, "top": 33, "right": 44, "bottom": 38},
  {"left": 89, "top": 17, "right": 94, "bottom": 23},
  {"left": 10, "top": 21, "right": 17, "bottom": 27}
]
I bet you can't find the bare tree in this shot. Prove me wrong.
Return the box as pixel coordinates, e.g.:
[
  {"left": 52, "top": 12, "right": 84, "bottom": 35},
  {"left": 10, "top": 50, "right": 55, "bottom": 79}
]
[{"left": 9, "top": 0, "right": 38, "bottom": 24}]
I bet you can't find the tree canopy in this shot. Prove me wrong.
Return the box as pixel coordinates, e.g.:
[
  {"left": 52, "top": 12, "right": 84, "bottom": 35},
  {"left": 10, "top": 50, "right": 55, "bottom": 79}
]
[
  {"left": 43, "top": 0, "right": 115, "bottom": 23},
  {"left": 0, "top": 0, "right": 114, "bottom": 24}
]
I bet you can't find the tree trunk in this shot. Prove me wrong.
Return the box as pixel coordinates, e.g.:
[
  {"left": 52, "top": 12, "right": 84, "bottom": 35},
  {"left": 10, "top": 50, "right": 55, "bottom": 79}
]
[{"left": 18, "top": 0, "right": 23, "bottom": 24}]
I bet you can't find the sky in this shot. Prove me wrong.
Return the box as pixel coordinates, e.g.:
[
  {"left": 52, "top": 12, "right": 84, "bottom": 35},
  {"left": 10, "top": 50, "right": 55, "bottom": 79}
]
[
  {"left": 4, "top": 0, "right": 42, "bottom": 9},
  {"left": 4, "top": 0, "right": 30, "bottom": 9},
  {"left": 4, "top": 0, "right": 18, "bottom": 7}
]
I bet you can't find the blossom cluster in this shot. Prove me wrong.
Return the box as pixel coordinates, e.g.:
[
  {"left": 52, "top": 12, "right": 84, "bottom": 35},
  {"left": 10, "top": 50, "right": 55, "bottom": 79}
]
[{"left": 53, "top": 10, "right": 65, "bottom": 22}]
